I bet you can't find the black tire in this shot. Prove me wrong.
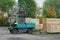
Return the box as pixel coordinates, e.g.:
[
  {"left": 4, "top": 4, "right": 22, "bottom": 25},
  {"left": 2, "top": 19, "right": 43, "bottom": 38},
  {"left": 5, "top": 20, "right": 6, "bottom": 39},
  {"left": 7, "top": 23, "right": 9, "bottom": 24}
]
[
  {"left": 27, "top": 29, "right": 33, "bottom": 34},
  {"left": 8, "top": 28, "right": 13, "bottom": 33},
  {"left": 9, "top": 30, "right": 13, "bottom": 33},
  {"left": 12, "top": 29, "right": 18, "bottom": 34}
]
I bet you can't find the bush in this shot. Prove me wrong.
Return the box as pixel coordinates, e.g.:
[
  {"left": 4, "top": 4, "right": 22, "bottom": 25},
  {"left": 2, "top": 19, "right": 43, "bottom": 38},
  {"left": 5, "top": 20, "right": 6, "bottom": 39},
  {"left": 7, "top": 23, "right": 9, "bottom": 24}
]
[
  {"left": 0, "top": 18, "right": 4, "bottom": 26},
  {"left": 0, "top": 18, "right": 9, "bottom": 27}
]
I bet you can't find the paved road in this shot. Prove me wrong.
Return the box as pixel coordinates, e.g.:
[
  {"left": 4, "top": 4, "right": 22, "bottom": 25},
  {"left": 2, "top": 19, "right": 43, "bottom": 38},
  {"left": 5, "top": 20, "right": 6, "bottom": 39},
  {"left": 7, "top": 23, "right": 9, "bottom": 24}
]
[{"left": 0, "top": 27, "right": 60, "bottom": 40}]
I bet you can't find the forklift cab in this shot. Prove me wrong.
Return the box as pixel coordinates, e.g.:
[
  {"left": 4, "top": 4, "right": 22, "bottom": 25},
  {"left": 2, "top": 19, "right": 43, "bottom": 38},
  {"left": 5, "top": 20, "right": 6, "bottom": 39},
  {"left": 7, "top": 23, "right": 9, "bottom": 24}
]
[{"left": 10, "top": 17, "right": 17, "bottom": 28}]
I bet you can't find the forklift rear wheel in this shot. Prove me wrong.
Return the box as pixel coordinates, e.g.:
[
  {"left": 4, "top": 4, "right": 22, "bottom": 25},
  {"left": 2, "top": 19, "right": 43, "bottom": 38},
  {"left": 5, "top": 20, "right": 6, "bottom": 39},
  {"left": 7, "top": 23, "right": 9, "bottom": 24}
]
[
  {"left": 10, "top": 30, "right": 13, "bottom": 33},
  {"left": 12, "top": 29, "right": 18, "bottom": 34}
]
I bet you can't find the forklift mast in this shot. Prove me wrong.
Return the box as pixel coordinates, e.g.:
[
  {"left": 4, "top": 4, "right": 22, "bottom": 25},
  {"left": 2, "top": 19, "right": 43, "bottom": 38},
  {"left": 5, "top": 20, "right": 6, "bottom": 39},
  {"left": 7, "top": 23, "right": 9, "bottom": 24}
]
[{"left": 17, "top": 6, "right": 26, "bottom": 24}]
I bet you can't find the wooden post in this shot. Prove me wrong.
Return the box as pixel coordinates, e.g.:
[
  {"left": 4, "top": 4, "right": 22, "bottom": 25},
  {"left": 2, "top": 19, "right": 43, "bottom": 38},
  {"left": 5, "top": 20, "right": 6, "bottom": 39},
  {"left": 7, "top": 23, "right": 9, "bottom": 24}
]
[{"left": 42, "top": 18, "right": 47, "bottom": 32}]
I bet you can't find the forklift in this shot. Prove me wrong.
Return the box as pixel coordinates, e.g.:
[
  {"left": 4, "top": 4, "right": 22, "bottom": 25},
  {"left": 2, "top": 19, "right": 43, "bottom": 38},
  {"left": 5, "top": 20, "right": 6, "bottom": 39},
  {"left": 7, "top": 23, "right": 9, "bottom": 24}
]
[{"left": 8, "top": 7, "right": 35, "bottom": 34}]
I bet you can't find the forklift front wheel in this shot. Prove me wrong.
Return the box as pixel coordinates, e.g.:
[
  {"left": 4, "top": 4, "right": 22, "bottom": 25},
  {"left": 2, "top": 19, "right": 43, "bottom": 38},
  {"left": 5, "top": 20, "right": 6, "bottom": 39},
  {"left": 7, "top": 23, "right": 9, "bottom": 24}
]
[{"left": 27, "top": 29, "right": 33, "bottom": 34}]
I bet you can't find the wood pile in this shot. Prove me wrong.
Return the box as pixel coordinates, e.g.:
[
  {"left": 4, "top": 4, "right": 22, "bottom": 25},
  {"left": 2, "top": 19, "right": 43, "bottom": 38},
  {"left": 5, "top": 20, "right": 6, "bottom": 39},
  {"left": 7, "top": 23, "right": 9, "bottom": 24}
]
[{"left": 43, "top": 18, "right": 60, "bottom": 33}]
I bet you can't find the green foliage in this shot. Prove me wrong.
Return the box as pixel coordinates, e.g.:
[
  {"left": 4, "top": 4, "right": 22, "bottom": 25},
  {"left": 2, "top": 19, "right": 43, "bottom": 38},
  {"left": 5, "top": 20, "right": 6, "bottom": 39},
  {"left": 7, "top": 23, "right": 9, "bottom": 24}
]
[
  {"left": 43, "top": 0, "right": 60, "bottom": 18},
  {"left": 43, "top": 8, "right": 48, "bottom": 18},
  {"left": 18, "top": 0, "right": 37, "bottom": 18},
  {"left": 0, "top": 0, "right": 15, "bottom": 12},
  {"left": 0, "top": 0, "right": 15, "bottom": 26},
  {"left": 37, "top": 16, "right": 42, "bottom": 24}
]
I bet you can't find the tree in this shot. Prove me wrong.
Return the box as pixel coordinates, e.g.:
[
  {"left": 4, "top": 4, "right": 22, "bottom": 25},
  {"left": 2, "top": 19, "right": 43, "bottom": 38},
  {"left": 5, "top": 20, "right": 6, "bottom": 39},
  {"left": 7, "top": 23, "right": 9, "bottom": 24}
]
[
  {"left": 47, "top": 6, "right": 57, "bottom": 18},
  {"left": 0, "top": 0, "right": 15, "bottom": 26},
  {"left": 0, "top": 0, "right": 15, "bottom": 12},
  {"left": 0, "top": 0, "right": 15, "bottom": 18},
  {"left": 43, "top": 0, "right": 60, "bottom": 18},
  {"left": 18, "top": 0, "right": 37, "bottom": 18}
]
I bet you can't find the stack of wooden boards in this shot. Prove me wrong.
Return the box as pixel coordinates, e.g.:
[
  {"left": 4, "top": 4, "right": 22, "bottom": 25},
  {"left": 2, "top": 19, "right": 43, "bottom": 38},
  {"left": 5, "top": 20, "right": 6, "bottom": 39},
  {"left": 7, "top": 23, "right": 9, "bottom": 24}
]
[
  {"left": 43, "top": 18, "right": 60, "bottom": 33},
  {"left": 26, "top": 18, "right": 43, "bottom": 30}
]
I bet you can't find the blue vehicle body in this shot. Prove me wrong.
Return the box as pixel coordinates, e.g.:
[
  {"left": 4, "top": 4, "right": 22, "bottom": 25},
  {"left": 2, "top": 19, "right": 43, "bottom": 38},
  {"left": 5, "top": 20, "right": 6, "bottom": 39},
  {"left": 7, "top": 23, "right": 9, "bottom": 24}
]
[
  {"left": 10, "top": 18, "right": 35, "bottom": 29},
  {"left": 17, "top": 23, "right": 35, "bottom": 29}
]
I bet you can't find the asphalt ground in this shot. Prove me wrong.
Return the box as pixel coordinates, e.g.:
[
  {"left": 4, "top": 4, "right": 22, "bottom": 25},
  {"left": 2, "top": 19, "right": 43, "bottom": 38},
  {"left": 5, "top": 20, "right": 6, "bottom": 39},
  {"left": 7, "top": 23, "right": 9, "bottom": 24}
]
[{"left": 0, "top": 27, "right": 60, "bottom": 40}]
